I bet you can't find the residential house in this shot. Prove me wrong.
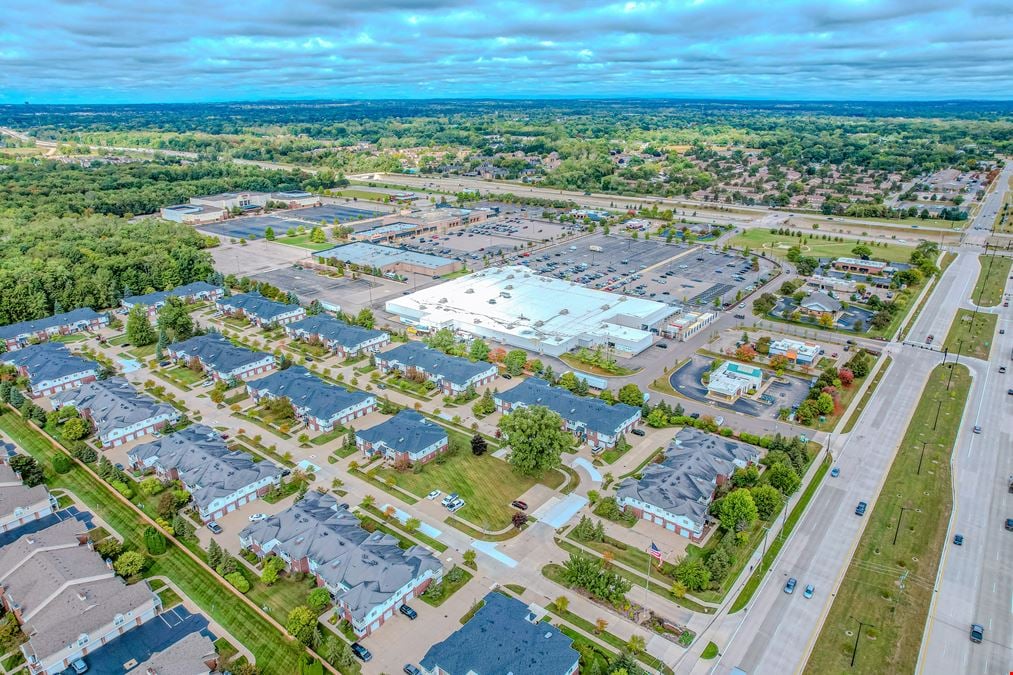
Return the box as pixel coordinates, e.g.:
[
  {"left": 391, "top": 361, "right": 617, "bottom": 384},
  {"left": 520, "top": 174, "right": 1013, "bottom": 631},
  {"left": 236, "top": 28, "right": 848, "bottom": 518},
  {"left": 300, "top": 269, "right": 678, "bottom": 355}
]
[
  {"left": 355, "top": 410, "right": 448, "bottom": 465},
  {"left": 375, "top": 342, "right": 497, "bottom": 395},
  {"left": 768, "top": 339, "right": 820, "bottom": 365},
  {"left": 0, "top": 343, "right": 100, "bottom": 398},
  {"left": 121, "top": 282, "right": 223, "bottom": 318},
  {"left": 0, "top": 458, "right": 59, "bottom": 534},
  {"left": 616, "top": 428, "right": 761, "bottom": 540},
  {"left": 216, "top": 293, "right": 306, "bottom": 327},
  {"left": 167, "top": 333, "right": 275, "bottom": 382},
  {"left": 239, "top": 492, "right": 442, "bottom": 638},
  {"left": 0, "top": 308, "right": 108, "bottom": 352},
  {"left": 246, "top": 366, "right": 376, "bottom": 432},
  {"left": 128, "top": 425, "right": 281, "bottom": 522},
  {"left": 0, "top": 520, "right": 162, "bottom": 675},
  {"left": 494, "top": 378, "right": 641, "bottom": 449},
  {"left": 285, "top": 315, "right": 390, "bottom": 358},
  {"left": 799, "top": 291, "right": 842, "bottom": 319},
  {"left": 418, "top": 592, "right": 579, "bottom": 675},
  {"left": 706, "top": 361, "right": 763, "bottom": 403},
  {"left": 51, "top": 377, "right": 180, "bottom": 448}
]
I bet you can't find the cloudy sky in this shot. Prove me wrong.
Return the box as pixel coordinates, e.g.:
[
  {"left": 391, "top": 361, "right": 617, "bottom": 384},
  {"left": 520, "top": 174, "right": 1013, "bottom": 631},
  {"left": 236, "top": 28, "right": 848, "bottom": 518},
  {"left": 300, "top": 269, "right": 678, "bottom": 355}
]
[{"left": 1, "top": 0, "right": 1010, "bottom": 103}]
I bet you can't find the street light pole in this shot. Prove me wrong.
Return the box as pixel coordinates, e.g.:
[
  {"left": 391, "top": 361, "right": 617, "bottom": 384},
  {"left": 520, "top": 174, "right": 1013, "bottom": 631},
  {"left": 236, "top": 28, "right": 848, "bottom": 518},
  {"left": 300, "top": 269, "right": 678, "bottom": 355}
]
[
  {"left": 892, "top": 506, "right": 909, "bottom": 546},
  {"left": 917, "top": 441, "right": 927, "bottom": 475},
  {"left": 850, "top": 617, "right": 874, "bottom": 668}
]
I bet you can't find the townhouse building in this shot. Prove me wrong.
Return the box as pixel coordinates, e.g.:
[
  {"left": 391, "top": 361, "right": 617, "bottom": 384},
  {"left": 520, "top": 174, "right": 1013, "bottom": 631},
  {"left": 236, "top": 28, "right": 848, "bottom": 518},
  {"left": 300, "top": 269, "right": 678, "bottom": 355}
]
[
  {"left": 121, "top": 282, "right": 223, "bottom": 318},
  {"left": 51, "top": 377, "right": 180, "bottom": 448},
  {"left": 285, "top": 315, "right": 390, "bottom": 358},
  {"left": 167, "top": 333, "right": 275, "bottom": 382},
  {"left": 216, "top": 293, "right": 306, "bottom": 327},
  {"left": 375, "top": 342, "right": 497, "bottom": 394},
  {"left": 355, "top": 410, "right": 449, "bottom": 465},
  {"left": 0, "top": 343, "right": 100, "bottom": 398},
  {"left": 0, "top": 308, "right": 108, "bottom": 352},
  {"left": 246, "top": 366, "right": 376, "bottom": 432}
]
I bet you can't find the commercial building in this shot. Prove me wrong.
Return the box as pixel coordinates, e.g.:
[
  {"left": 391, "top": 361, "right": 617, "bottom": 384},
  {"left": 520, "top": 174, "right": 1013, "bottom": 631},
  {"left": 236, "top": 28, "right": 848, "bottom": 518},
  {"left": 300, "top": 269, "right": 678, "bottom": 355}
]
[
  {"left": 121, "top": 282, "right": 223, "bottom": 317},
  {"left": 128, "top": 425, "right": 281, "bottom": 522},
  {"left": 315, "top": 242, "right": 460, "bottom": 276},
  {"left": 239, "top": 492, "right": 442, "bottom": 638},
  {"left": 375, "top": 342, "right": 497, "bottom": 395},
  {"left": 0, "top": 458, "right": 59, "bottom": 535},
  {"left": 799, "top": 291, "right": 843, "bottom": 319},
  {"left": 832, "top": 257, "right": 890, "bottom": 276},
  {"left": 355, "top": 410, "right": 449, "bottom": 465},
  {"left": 167, "top": 333, "right": 275, "bottom": 382},
  {"left": 161, "top": 191, "right": 319, "bottom": 223},
  {"left": 616, "top": 428, "right": 761, "bottom": 540},
  {"left": 246, "top": 366, "right": 376, "bottom": 432},
  {"left": 385, "top": 266, "right": 675, "bottom": 357},
  {"left": 0, "top": 343, "right": 100, "bottom": 398},
  {"left": 494, "top": 378, "right": 641, "bottom": 449},
  {"left": 805, "top": 274, "right": 857, "bottom": 295},
  {"left": 216, "top": 293, "right": 306, "bottom": 327},
  {"left": 706, "top": 361, "right": 763, "bottom": 403},
  {"left": 663, "top": 310, "right": 716, "bottom": 341},
  {"left": 0, "top": 520, "right": 162, "bottom": 675},
  {"left": 285, "top": 315, "right": 390, "bottom": 358},
  {"left": 52, "top": 377, "right": 181, "bottom": 448},
  {"left": 768, "top": 338, "right": 820, "bottom": 365},
  {"left": 159, "top": 203, "right": 226, "bottom": 224},
  {"left": 419, "top": 592, "right": 579, "bottom": 675},
  {"left": 0, "top": 308, "right": 108, "bottom": 352}
]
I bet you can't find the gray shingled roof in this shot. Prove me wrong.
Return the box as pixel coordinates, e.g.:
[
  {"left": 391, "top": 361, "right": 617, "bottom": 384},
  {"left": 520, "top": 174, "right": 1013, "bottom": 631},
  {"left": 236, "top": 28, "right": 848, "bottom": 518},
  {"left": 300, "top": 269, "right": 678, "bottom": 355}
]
[
  {"left": 0, "top": 342, "right": 98, "bottom": 386},
  {"left": 801, "top": 291, "right": 842, "bottom": 312},
  {"left": 128, "top": 425, "right": 280, "bottom": 512},
  {"left": 168, "top": 333, "right": 272, "bottom": 375},
  {"left": 239, "top": 492, "right": 441, "bottom": 622},
  {"left": 132, "top": 631, "right": 216, "bottom": 674},
  {"left": 287, "top": 314, "right": 387, "bottom": 350},
  {"left": 249, "top": 366, "right": 373, "bottom": 423},
  {"left": 219, "top": 292, "right": 301, "bottom": 322},
  {"left": 495, "top": 377, "right": 641, "bottom": 437},
  {"left": 355, "top": 410, "right": 447, "bottom": 458},
  {"left": 380, "top": 342, "right": 495, "bottom": 386},
  {"left": 419, "top": 592, "right": 579, "bottom": 675},
  {"left": 122, "top": 282, "right": 220, "bottom": 309},
  {"left": 0, "top": 520, "right": 155, "bottom": 668},
  {"left": 0, "top": 308, "right": 105, "bottom": 340},
  {"left": 616, "top": 428, "right": 760, "bottom": 527},
  {"left": 52, "top": 377, "right": 178, "bottom": 439}
]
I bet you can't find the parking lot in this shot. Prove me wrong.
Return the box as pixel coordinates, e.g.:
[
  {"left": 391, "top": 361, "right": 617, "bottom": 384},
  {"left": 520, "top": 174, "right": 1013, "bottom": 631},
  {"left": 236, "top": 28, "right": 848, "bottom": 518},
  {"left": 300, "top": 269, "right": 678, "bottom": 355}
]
[
  {"left": 517, "top": 232, "right": 771, "bottom": 307},
  {"left": 282, "top": 204, "right": 384, "bottom": 223},
  {"left": 197, "top": 205, "right": 386, "bottom": 240},
  {"left": 669, "top": 354, "right": 811, "bottom": 419},
  {"left": 396, "top": 216, "right": 578, "bottom": 265}
]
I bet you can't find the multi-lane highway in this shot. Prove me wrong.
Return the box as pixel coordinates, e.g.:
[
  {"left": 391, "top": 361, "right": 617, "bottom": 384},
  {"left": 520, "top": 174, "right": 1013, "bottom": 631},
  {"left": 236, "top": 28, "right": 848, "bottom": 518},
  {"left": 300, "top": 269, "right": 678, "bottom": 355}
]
[{"left": 698, "top": 161, "right": 1013, "bottom": 675}]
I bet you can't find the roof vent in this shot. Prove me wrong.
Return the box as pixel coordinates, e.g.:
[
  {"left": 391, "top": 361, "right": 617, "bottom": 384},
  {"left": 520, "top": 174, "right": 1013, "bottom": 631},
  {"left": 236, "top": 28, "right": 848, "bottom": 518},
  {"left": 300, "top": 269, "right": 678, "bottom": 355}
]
[
  {"left": 465, "top": 288, "right": 474, "bottom": 294},
  {"left": 559, "top": 309, "right": 569, "bottom": 315}
]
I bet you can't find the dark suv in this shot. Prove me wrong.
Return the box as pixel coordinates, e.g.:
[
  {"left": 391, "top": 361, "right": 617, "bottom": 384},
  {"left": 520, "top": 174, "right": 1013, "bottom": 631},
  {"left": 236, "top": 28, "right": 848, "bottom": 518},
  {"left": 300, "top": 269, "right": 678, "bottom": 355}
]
[
  {"left": 350, "top": 643, "right": 372, "bottom": 661},
  {"left": 855, "top": 501, "right": 868, "bottom": 516},
  {"left": 399, "top": 604, "right": 418, "bottom": 620}
]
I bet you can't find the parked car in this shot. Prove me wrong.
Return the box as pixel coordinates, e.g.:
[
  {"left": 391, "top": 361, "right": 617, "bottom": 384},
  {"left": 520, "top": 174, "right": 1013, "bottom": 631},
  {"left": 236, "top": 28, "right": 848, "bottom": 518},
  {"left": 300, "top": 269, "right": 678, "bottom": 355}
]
[
  {"left": 449, "top": 499, "right": 466, "bottom": 512},
  {"left": 207, "top": 521, "right": 223, "bottom": 534},
  {"left": 689, "top": 412, "right": 700, "bottom": 420},
  {"left": 350, "top": 643, "right": 372, "bottom": 662},
  {"left": 970, "top": 624, "right": 984, "bottom": 643},
  {"left": 71, "top": 659, "right": 88, "bottom": 674},
  {"left": 1006, "top": 518, "right": 1013, "bottom": 532},
  {"left": 248, "top": 513, "right": 267, "bottom": 522},
  {"left": 441, "top": 493, "right": 459, "bottom": 507},
  {"left": 511, "top": 500, "right": 528, "bottom": 510},
  {"left": 855, "top": 502, "right": 868, "bottom": 516},
  {"left": 426, "top": 489, "right": 441, "bottom": 500},
  {"left": 631, "top": 428, "right": 646, "bottom": 436},
  {"left": 158, "top": 360, "right": 170, "bottom": 367},
  {"left": 953, "top": 534, "right": 964, "bottom": 546},
  {"left": 399, "top": 604, "right": 418, "bottom": 620},
  {"left": 784, "top": 578, "right": 797, "bottom": 594},
  {"left": 803, "top": 584, "right": 814, "bottom": 599},
  {"left": 734, "top": 313, "right": 745, "bottom": 319},
  {"left": 1000, "top": 366, "right": 1007, "bottom": 373},
  {"left": 830, "top": 467, "right": 840, "bottom": 478},
  {"left": 656, "top": 342, "right": 668, "bottom": 349},
  {"left": 403, "top": 665, "right": 422, "bottom": 675},
  {"left": 502, "top": 373, "right": 513, "bottom": 380}
]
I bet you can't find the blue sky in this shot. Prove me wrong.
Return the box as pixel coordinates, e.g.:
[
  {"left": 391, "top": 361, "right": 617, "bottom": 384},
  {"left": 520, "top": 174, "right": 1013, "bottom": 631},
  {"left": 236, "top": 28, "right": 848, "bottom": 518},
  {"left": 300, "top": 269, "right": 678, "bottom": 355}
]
[{"left": 2, "top": 0, "right": 1011, "bottom": 103}]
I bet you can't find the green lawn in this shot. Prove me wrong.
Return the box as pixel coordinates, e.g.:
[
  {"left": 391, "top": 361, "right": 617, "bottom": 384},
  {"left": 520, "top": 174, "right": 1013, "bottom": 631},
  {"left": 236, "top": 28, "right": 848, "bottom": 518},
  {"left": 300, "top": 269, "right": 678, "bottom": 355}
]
[
  {"left": 731, "top": 228, "right": 914, "bottom": 263},
  {"left": 420, "top": 566, "right": 473, "bottom": 607},
  {"left": 165, "top": 365, "right": 205, "bottom": 386},
  {"left": 375, "top": 429, "right": 558, "bottom": 530},
  {"left": 804, "top": 364, "right": 970, "bottom": 675},
  {"left": 246, "top": 574, "right": 317, "bottom": 626},
  {"left": 128, "top": 343, "right": 157, "bottom": 359},
  {"left": 334, "top": 188, "right": 391, "bottom": 202},
  {"left": 107, "top": 333, "right": 131, "bottom": 347},
  {"left": 970, "top": 254, "right": 1012, "bottom": 307},
  {"left": 0, "top": 410, "right": 305, "bottom": 675},
  {"left": 942, "top": 308, "right": 998, "bottom": 361},
  {"left": 275, "top": 234, "right": 335, "bottom": 251}
]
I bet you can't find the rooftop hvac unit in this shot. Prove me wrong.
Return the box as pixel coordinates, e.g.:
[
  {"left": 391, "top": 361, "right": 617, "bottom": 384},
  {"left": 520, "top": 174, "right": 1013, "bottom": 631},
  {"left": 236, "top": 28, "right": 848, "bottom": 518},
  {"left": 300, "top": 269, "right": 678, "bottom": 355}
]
[
  {"left": 439, "top": 298, "right": 448, "bottom": 303},
  {"left": 559, "top": 308, "right": 569, "bottom": 315},
  {"left": 505, "top": 284, "right": 514, "bottom": 290},
  {"left": 601, "top": 304, "right": 610, "bottom": 310},
  {"left": 465, "top": 288, "right": 474, "bottom": 294},
  {"left": 488, "top": 299, "right": 497, "bottom": 304}
]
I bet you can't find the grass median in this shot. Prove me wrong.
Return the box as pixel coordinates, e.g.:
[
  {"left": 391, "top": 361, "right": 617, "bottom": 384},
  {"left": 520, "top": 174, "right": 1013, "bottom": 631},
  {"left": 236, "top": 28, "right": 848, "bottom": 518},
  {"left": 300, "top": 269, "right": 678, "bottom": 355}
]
[
  {"left": 803, "top": 363, "right": 971, "bottom": 675},
  {"left": 971, "top": 253, "right": 1012, "bottom": 307},
  {"left": 943, "top": 308, "right": 998, "bottom": 361}
]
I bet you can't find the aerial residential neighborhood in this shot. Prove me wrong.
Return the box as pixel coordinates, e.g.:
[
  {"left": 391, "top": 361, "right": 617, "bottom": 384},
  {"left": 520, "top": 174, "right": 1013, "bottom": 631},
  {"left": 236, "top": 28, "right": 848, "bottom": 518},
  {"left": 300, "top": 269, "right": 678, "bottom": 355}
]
[{"left": 0, "top": 6, "right": 1010, "bottom": 675}]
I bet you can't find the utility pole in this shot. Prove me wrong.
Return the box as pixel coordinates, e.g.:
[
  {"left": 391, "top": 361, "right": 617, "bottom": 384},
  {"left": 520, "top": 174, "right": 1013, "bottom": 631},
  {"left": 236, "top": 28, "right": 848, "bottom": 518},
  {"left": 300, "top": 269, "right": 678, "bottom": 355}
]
[
  {"left": 917, "top": 441, "right": 927, "bottom": 475},
  {"left": 932, "top": 399, "right": 943, "bottom": 430},
  {"left": 850, "top": 617, "right": 874, "bottom": 668},
  {"left": 893, "top": 506, "right": 909, "bottom": 546}
]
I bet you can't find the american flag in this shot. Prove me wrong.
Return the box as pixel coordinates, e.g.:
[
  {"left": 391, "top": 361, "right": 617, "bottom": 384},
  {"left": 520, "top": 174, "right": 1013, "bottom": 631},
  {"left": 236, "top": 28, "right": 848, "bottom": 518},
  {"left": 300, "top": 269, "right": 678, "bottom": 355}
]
[{"left": 648, "top": 542, "right": 663, "bottom": 561}]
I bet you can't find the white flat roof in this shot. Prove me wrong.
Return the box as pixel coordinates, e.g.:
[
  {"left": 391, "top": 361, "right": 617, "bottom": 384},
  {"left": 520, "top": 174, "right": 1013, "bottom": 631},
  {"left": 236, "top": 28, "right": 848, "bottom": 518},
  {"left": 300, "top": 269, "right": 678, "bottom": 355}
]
[{"left": 387, "top": 266, "right": 672, "bottom": 346}]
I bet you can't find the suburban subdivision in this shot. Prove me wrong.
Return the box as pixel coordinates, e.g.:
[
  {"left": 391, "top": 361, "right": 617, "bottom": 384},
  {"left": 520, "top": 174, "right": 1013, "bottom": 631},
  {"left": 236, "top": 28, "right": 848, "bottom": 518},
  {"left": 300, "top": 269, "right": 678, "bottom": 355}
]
[{"left": 0, "top": 65, "right": 1010, "bottom": 675}]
